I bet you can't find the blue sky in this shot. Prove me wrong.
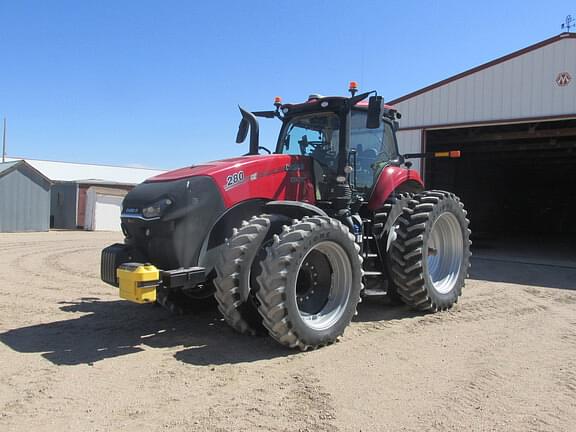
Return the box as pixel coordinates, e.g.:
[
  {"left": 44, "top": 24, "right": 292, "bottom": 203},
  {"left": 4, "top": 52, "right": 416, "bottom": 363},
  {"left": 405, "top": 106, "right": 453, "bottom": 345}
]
[{"left": 1, "top": 1, "right": 574, "bottom": 169}]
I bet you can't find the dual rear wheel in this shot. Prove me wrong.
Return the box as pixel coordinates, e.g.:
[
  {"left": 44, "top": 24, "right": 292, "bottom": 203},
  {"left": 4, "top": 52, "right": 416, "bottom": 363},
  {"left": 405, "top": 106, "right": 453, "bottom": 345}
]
[
  {"left": 214, "top": 215, "right": 363, "bottom": 350},
  {"left": 389, "top": 190, "right": 471, "bottom": 311},
  {"left": 256, "top": 217, "right": 363, "bottom": 350}
]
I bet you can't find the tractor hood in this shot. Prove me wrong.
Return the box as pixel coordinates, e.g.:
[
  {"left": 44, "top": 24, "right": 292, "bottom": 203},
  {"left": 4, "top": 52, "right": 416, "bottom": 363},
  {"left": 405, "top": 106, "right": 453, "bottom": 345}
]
[
  {"left": 145, "top": 154, "right": 315, "bottom": 209},
  {"left": 148, "top": 155, "right": 265, "bottom": 183}
]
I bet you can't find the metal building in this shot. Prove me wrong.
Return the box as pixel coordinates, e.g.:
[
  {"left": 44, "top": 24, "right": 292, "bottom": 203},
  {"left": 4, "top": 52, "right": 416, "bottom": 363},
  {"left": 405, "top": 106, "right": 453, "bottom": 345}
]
[
  {"left": 391, "top": 32, "right": 576, "bottom": 239},
  {"left": 6, "top": 158, "right": 165, "bottom": 231},
  {"left": 51, "top": 180, "right": 135, "bottom": 230},
  {"left": 0, "top": 161, "right": 52, "bottom": 232}
]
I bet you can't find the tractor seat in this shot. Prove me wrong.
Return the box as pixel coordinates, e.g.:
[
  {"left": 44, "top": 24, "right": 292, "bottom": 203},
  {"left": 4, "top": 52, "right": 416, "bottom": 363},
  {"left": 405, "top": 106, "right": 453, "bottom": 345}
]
[{"left": 356, "top": 146, "right": 378, "bottom": 171}]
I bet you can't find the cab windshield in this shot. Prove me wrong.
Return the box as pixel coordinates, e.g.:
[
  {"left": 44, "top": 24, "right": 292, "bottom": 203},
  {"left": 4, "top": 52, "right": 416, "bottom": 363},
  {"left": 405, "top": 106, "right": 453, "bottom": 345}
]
[{"left": 276, "top": 109, "right": 399, "bottom": 193}]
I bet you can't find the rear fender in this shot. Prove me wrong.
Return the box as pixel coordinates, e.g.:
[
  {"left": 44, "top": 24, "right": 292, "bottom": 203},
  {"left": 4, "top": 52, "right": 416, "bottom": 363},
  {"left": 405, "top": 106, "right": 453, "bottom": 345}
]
[{"left": 367, "top": 166, "right": 424, "bottom": 210}]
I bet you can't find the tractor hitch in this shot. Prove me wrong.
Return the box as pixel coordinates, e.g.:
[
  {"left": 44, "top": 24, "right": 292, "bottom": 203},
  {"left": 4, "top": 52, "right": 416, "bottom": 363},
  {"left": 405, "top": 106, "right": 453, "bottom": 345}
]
[{"left": 160, "top": 267, "right": 206, "bottom": 290}]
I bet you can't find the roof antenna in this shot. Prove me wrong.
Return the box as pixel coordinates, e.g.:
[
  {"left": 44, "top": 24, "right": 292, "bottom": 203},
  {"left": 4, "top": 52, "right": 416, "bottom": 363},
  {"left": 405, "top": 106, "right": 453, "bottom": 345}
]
[{"left": 561, "top": 15, "right": 574, "bottom": 32}]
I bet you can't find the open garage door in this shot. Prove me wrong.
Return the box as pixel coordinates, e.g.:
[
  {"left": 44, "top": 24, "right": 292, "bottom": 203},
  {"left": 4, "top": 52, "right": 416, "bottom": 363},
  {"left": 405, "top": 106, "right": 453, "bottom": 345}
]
[
  {"left": 425, "top": 118, "right": 576, "bottom": 268},
  {"left": 84, "top": 187, "right": 126, "bottom": 231}
]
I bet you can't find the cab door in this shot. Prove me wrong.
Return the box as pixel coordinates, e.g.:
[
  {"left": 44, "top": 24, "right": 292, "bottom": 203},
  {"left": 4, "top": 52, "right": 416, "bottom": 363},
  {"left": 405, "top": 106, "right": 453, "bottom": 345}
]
[
  {"left": 350, "top": 112, "right": 399, "bottom": 198},
  {"left": 276, "top": 112, "right": 342, "bottom": 202}
]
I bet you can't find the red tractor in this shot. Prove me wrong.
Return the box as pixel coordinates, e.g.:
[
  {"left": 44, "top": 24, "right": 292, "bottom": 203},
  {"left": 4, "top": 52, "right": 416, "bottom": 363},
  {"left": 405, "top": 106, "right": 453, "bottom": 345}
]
[{"left": 101, "top": 84, "right": 471, "bottom": 350}]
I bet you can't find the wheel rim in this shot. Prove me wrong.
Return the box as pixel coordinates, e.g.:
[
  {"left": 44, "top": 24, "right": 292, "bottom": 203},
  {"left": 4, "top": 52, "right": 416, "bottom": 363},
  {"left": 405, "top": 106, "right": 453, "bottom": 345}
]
[
  {"left": 426, "top": 212, "right": 464, "bottom": 294},
  {"left": 295, "top": 241, "right": 352, "bottom": 331},
  {"left": 386, "top": 221, "right": 400, "bottom": 252}
]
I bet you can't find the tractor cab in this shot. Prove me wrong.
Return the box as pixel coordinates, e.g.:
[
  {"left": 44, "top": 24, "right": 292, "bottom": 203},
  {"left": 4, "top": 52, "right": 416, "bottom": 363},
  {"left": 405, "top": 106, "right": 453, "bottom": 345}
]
[
  {"left": 275, "top": 96, "right": 401, "bottom": 201},
  {"left": 242, "top": 83, "right": 404, "bottom": 212}
]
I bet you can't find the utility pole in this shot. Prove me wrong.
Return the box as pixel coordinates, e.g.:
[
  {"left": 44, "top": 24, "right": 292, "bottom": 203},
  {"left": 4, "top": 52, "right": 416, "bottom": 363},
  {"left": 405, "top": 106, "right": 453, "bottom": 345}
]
[{"left": 2, "top": 118, "right": 6, "bottom": 163}]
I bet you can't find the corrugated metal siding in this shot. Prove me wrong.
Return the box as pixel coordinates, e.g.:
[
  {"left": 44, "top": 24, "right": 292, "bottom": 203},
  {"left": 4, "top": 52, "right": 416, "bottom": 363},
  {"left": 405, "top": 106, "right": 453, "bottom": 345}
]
[
  {"left": 396, "top": 130, "right": 422, "bottom": 173},
  {"left": 0, "top": 167, "right": 51, "bottom": 232},
  {"left": 396, "top": 37, "right": 576, "bottom": 128}
]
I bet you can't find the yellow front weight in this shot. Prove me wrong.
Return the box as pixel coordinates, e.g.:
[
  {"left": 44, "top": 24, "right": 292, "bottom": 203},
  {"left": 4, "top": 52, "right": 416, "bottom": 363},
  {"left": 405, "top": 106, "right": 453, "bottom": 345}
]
[{"left": 116, "top": 263, "right": 159, "bottom": 304}]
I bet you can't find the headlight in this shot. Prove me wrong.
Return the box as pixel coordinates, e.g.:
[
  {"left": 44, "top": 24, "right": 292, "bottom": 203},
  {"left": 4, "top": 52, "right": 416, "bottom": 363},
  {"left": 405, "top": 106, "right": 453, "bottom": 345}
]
[{"left": 142, "top": 198, "right": 173, "bottom": 219}]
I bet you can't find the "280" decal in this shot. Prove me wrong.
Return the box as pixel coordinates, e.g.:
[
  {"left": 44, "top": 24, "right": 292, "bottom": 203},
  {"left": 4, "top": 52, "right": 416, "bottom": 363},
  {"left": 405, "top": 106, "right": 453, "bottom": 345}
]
[{"left": 225, "top": 171, "right": 245, "bottom": 189}]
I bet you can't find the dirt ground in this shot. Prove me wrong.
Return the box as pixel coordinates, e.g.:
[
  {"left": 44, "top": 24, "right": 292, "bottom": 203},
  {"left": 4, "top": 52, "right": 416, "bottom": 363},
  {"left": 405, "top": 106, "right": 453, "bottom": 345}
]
[{"left": 0, "top": 231, "right": 575, "bottom": 432}]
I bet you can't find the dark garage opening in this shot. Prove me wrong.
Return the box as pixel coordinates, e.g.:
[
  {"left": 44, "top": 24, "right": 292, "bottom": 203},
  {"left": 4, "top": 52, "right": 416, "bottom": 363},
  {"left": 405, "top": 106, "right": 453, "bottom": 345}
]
[{"left": 425, "top": 118, "right": 576, "bottom": 277}]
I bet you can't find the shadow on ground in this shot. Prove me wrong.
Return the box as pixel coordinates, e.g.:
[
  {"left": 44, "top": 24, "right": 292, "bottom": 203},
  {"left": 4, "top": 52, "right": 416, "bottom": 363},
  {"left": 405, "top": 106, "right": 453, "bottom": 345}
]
[
  {"left": 470, "top": 257, "right": 576, "bottom": 290},
  {"left": 0, "top": 296, "right": 421, "bottom": 367},
  {"left": 0, "top": 298, "right": 293, "bottom": 366},
  {"left": 469, "top": 235, "right": 576, "bottom": 290},
  {"left": 6, "top": 249, "right": 570, "bottom": 368},
  {"left": 354, "top": 297, "right": 424, "bottom": 323}
]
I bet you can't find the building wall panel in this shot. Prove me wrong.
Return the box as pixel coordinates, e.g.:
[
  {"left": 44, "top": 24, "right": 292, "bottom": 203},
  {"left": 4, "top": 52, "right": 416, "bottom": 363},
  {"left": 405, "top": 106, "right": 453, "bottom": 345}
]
[
  {"left": 0, "top": 168, "right": 50, "bottom": 232},
  {"left": 394, "top": 36, "right": 576, "bottom": 129}
]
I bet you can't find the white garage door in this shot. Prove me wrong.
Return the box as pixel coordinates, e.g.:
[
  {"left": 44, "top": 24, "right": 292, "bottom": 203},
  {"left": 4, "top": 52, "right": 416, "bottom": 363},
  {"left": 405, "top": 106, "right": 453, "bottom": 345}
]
[
  {"left": 93, "top": 194, "right": 123, "bottom": 231},
  {"left": 85, "top": 187, "right": 126, "bottom": 231}
]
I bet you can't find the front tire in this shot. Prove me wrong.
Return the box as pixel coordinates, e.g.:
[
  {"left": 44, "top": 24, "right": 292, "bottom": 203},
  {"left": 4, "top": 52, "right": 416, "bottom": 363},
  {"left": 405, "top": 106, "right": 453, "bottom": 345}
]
[
  {"left": 213, "top": 216, "right": 271, "bottom": 335},
  {"left": 256, "top": 216, "right": 363, "bottom": 350},
  {"left": 390, "top": 190, "right": 471, "bottom": 311}
]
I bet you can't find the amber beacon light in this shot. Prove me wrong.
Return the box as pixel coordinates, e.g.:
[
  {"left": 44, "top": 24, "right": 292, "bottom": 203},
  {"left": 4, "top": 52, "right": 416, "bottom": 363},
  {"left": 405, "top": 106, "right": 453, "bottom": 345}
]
[{"left": 348, "top": 81, "right": 358, "bottom": 96}]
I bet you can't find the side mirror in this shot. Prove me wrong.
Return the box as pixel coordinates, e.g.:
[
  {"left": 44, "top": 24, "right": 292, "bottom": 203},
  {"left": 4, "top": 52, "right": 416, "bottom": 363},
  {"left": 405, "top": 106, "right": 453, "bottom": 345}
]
[
  {"left": 366, "top": 95, "right": 383, "bottom": 129},
  {"left": 236, "top": 118, "right": 249, "bottom": 143}
]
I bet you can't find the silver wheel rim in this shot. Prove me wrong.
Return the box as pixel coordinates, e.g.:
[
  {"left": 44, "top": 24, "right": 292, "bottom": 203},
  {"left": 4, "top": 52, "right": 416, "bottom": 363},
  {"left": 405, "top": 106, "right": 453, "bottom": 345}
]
[
  {"left": 295, "top": 241, "right": 352, "bottom": 331},
  {"left": 386, "top": 221, "right": 399, "bottom": 252},
  {"left": 427, "top": 212, "right": 464, "bottom": 294}
]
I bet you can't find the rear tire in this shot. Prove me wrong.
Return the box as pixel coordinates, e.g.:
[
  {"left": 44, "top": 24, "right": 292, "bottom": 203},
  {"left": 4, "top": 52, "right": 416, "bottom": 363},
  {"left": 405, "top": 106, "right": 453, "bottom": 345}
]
[
  {"left": 256, "top": 216, "right": 363, "bottom": 350},
  {"left": 213, "top": 215, "right": 271, "bottom": 335},
  {"left": 390, "top": 190, "right": 471, "bottom": 311}
]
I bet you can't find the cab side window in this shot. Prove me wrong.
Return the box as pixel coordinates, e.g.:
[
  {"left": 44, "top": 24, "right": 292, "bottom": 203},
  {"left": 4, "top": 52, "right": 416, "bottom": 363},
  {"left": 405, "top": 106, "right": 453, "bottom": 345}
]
[{"left": 351, "top": 112, "right": 398, "bottom": 193}]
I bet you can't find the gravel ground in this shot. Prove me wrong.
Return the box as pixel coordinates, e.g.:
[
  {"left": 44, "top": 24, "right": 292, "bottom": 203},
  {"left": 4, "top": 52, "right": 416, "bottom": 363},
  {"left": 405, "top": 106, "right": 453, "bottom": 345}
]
[{"left": 0, "top": 230, "right": 575, "bottom": 432}]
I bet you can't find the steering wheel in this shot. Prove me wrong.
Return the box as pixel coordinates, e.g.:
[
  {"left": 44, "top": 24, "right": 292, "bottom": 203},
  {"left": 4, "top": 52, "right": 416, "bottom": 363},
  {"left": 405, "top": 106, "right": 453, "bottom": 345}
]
[
  {"left": 299, "top": 139, "right": 328, "bottom": 155},
  {"left": 258, "top": 146, "right": 272, "bottom": 154}
]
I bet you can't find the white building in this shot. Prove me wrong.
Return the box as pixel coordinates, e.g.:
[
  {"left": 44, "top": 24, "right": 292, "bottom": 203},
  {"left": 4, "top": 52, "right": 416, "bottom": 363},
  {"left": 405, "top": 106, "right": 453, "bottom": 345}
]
[{"left": 390, "top": 32, "right": 576, "bottom": 237}]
